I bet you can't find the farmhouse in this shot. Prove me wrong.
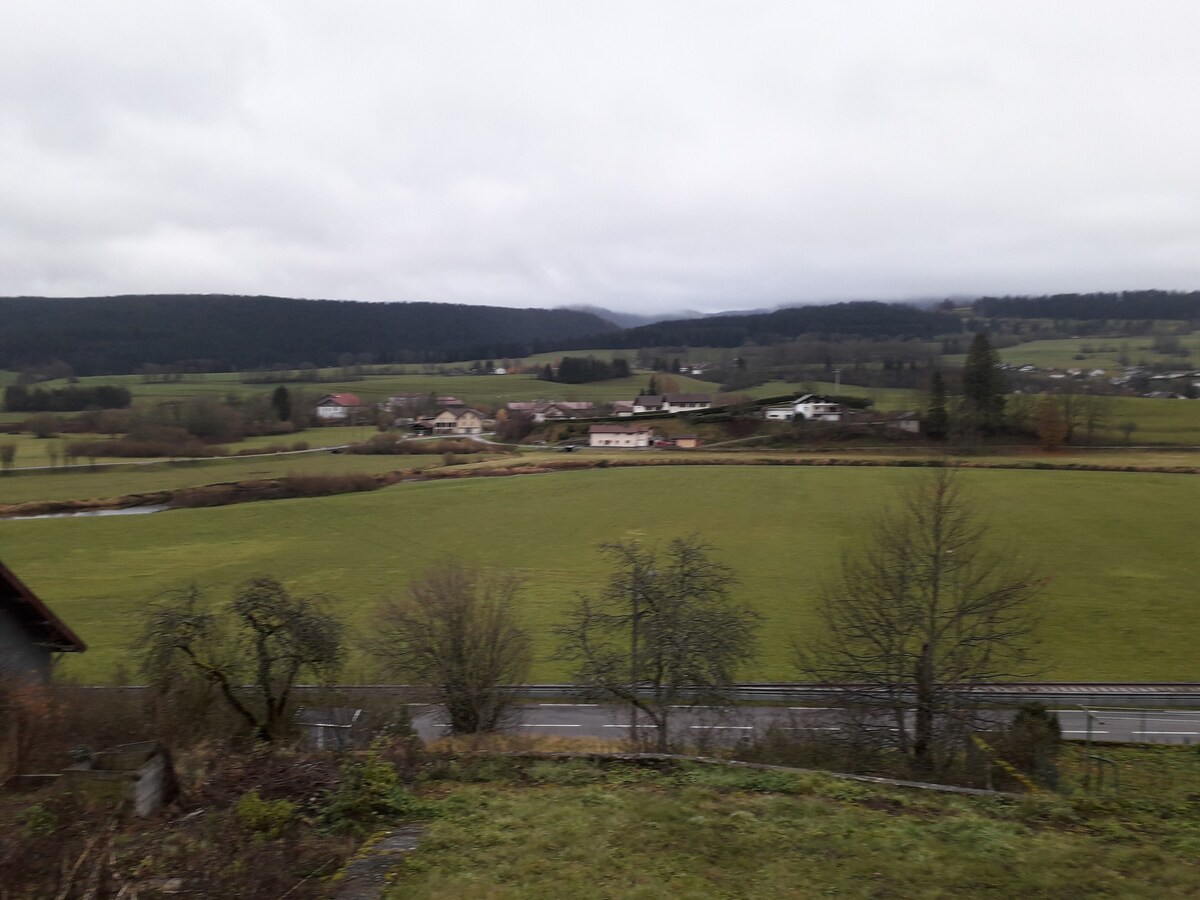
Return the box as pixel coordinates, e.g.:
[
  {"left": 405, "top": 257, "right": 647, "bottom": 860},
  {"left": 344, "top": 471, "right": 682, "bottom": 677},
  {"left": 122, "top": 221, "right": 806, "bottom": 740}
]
[
  {"left": 506, "top": 400, "right": 597, "bottom": 422},
  {"left": 764, "top": 394, "right": 846, "bottom": 422},
  {"left": 632, "top": 394, "right": 712, "bottom": 414},
  {"left": 315, "top": 393, "right": 368, "bottom": 422},
  {"left": 588, "top": 424, "right": 654, "bottom": 448},
  {"left": 0, "top": 560, "right": 86, "bottom": 682},
  {"left": 428, "top": 407, "right": 490, "bottom": 435}
]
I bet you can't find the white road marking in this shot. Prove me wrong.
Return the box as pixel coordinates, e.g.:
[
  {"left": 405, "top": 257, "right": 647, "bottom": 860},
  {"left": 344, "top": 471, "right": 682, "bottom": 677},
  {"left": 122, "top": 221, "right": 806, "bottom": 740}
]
[
  {"left": 1062, "top": 730, "right": 1110, "bottom": 735},
  {"left": 690, "top": 725, "right": 753, "bottom": 730},
  {"left": 537, "top": 703, "right": 598, "bottom": 707},
  {"left": 602, "top": 724, "right": 658, "bottom": 728},
  {"left": 780, "top": 726, "right": 841, "bottom": 731},
  {"left": 789, "top": 707, "right": 834, "bottom": 711},
  {"left": 1133, "top": 731, "right": 1200, "bottom": 736},
  {"left": 518, "top": 723, "right": 581, "bottom": 728}
]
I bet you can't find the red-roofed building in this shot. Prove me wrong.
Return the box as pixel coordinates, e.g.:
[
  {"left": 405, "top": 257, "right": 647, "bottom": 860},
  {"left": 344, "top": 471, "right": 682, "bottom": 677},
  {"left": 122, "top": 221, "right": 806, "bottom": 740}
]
[
  {"left": 316, "top": 393, "right": 368, "bottom": 423},
  {"left": 0, "top": 560, "right": 86, "bottom": 682}
]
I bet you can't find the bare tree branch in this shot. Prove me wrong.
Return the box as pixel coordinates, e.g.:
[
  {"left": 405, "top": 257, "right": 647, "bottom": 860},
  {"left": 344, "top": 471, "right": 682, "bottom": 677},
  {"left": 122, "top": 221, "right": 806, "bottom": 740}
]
[{"left": 801, "top": 468, "right": 1047, "bottom": 776}]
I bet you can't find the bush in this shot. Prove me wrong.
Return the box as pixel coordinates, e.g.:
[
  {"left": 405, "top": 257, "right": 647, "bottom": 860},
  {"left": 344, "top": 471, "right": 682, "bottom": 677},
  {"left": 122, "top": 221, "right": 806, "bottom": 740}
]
[
  {"left": 15, "top": 803, "right": 57, "bottom": 838},
  {"left": 321, "top": 745, "right": 434, "bottom": 836},
  {"left": 236, "top": 789, "right": 296, "bottom": 839}
]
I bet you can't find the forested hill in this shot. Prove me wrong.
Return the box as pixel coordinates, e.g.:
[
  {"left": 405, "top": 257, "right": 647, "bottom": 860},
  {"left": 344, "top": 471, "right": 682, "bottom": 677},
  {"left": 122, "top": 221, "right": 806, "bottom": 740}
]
[
  {"left": 975, "top": 291, "right": 1200, "bottom": 320},
  {"left": 575, "top": 301, "right": 961, "bottom": 349},
  {"left": 0, "top": 295, "right": 614, "bottom": 375}
]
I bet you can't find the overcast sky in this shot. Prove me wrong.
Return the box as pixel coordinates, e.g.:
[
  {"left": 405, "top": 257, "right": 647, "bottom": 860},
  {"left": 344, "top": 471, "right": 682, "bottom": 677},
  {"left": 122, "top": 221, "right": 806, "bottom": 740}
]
[{"left": 3, "top": 2, "right": 1200, "bottom": 314}]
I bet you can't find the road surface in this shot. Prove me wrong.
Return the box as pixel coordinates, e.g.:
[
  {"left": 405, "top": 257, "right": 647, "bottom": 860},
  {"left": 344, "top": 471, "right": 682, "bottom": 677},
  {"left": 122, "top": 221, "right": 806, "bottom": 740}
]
[{"left": 410, "top": 702, "right": 1200, "bottom": 745}]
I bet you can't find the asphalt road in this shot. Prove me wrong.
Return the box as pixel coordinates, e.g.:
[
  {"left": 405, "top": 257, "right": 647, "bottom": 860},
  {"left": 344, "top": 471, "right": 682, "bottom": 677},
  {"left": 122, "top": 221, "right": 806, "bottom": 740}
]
[{"left": 411, "top": 703, "right": 1200, "bottom": 746}]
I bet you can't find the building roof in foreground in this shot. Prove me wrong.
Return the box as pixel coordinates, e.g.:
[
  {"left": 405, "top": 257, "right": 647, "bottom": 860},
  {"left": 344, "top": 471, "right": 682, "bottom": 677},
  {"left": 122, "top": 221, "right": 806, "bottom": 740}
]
[{"left": 0, "top": 559, "right": 86, "bottom": 653}]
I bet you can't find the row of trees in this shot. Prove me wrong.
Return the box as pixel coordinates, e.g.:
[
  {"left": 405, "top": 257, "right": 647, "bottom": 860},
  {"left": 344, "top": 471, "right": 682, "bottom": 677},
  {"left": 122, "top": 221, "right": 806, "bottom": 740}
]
[
  {"left": 537, "top": 356, "right": 632, "bottom": 384},
  {"left": 3, "top": 383, "right": 132, "bottom": 413},
  {"left": 138, "top": 470, "right": 1044, "bottom": 777}
]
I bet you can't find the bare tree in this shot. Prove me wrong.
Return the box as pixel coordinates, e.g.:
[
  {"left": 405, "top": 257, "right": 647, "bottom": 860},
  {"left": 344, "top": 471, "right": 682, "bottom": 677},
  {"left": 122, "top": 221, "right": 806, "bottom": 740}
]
[
  {"left": 557, "top": 536, "right": 760, "bottom": 751},
  {"left": 801, "top": 468, "right": 1045, "bottom": 776},
  {"left": 371, "top": 560, "right": 531, "bottom": 734},
  {"left": 139, "top": 577, "right": 345, "bottom": 741}
]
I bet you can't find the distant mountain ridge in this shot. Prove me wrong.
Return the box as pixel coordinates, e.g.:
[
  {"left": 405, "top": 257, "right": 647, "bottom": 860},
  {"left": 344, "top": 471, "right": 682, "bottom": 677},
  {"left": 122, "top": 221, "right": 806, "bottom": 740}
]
[
  {"left": 572, "top": 301, "right": 963, "bottom": 349},
  {"left": 0, "top": 294, "right": 613, "bottom": 375}
]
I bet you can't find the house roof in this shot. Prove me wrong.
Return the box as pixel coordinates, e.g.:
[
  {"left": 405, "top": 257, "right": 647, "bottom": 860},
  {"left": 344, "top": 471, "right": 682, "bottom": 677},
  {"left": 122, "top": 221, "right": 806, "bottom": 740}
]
[
  {"left": 663, "top": 393, "right": 711, "bottom": 403},
  {"left": 590, "top": 424, "right": 652, "bottom": 434},
  {"left": 320, "top": 393, "right": 364, "bottom": 407},
  {"left": 634, "top": 395, "right": 664, "bottom": 405},
  {"left": 0, "top": 559, "right": 86, "bottom": 653},
  {"left": 436, "top": 407, "right": 486, "bottom": 419}
]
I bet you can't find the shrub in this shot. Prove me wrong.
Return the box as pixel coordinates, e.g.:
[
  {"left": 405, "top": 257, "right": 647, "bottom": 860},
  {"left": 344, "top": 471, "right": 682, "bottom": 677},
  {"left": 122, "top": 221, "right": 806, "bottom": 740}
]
[
  {"left": 236, "top": 789, "right": 296, "bottom": 839},
  {"left": 321, "top": 745, "right": 434, "bottom": 836},
  {"left": 16, "top": 803, "right": 57, "bottom": 838}
]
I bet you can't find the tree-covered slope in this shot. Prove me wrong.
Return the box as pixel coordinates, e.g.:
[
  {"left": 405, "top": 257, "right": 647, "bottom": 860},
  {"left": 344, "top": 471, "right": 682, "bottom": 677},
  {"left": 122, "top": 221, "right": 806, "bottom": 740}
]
[{"left": 0, "top": 294, "right": 613, "bottom": 374}]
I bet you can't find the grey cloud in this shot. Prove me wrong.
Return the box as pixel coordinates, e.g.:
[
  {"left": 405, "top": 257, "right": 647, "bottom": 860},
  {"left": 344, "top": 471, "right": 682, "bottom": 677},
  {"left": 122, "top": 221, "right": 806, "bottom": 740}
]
[{"left": 2, "top": 2, "right": 1200, "bottom": 312}]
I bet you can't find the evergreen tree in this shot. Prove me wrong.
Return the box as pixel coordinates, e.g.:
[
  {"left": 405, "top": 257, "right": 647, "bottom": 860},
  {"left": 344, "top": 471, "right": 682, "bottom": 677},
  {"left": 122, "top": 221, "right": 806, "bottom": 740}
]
[
  {"left": 646, "top": 375, "right": 659, "bottom": 396},
  {"left": 270, "top": 386, "right": 292, "bottom": 422},
  {"left": 924, "top": 371, "right": 949, "bottom": 440},
  {"left": 961, "top": 333, "right": 1006, "bottom": 434}
]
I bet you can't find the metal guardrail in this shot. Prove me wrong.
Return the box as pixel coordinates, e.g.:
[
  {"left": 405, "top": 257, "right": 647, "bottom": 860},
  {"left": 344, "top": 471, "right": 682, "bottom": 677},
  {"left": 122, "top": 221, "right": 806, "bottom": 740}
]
[
  {"left": 499, "top": 683, "right": 1200, "bottom": 707},
  {"left": 61, "top": 683, "right": 1200, "bottom": 708}
]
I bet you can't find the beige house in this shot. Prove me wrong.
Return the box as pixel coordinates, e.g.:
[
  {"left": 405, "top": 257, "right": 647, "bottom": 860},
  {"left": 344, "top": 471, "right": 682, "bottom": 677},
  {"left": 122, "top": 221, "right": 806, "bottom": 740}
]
[
  {"left": 430, "top": 408, "right": 489, "bottom": 435},
  {"left": 588, "top": 424, "right": 654, "bottom": 448}
]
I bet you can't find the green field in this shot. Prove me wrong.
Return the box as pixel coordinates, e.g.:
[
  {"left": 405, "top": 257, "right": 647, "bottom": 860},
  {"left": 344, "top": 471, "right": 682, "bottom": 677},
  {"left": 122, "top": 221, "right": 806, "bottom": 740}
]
[
  {"left": 0, "top": 450, "right": 466, "bottom": 506},
  {"left": 30, "top": 371, "right": 720, "bottom": 410},
  {"left": 980, "top": 334, "right": 1200, "bottom": 372},
  {"left": 2, "top": 466, "right": 1197, "bottom": 683}
]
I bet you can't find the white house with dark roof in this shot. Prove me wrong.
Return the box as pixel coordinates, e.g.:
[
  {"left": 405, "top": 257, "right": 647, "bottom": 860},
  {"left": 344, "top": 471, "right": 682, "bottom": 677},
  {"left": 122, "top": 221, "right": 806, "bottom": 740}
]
[
  {"left": 763, "top": 394, "right": 846, "bottom": 422},
  {"left": 632, "top": 394, "right": 712, "bottom": 414}
]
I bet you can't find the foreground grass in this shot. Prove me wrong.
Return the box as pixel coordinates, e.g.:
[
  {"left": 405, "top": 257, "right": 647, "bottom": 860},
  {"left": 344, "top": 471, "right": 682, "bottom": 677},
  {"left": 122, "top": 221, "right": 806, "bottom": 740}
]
[
  {"left": 393, "top": 756, "right": 1200, "bottom": 898},
  {"left": 4, "top": 466, "right": 1199, "bottom": 682}
]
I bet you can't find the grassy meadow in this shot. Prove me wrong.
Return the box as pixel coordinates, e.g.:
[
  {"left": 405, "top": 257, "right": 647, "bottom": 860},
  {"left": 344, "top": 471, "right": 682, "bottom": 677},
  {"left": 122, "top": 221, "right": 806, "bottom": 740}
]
[
  {"left": 44, "top": 371, "right": 721, "bottom": 409},
  {"left": 988, "top": 333, "right": 1200, "bottom": 372},
  {"left": 388, "top": 755, "right": 1200, "bottom": 898},
  {"left": 2, "top": 465, "right": 1197, "bottom": 683},
  {"left": 0, "top": 450, "right": 466, "bottom": 505}
]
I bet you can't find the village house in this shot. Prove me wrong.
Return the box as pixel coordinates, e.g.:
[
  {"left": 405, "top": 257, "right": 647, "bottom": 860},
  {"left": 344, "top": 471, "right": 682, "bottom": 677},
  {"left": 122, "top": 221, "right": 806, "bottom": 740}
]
[
  {"left": 588, "top": 424, "right": 654, "bottom": 448},
  {"left": 632, "top": 393, "right": 712, "bottom": 414},
  {"left": 0, "top": 559, "right": 86, "bottom": 682},
  {"left": 654, "top": 434, "right": 703, "bottom": 449},
  {"left": 763, "top": 394, "right": 846, "bottom": 422},
  {"left": 506, "top": 400, "right": 597, "bottom": 422},
  {"left": 315, "top": 392, "right": 368, "bottom": 423},
  {"left": 426, "top": 407, "right": 490, "bottom": 435},
  {"left": 384, "top": 392, "right": 434, "bottom": 417}
]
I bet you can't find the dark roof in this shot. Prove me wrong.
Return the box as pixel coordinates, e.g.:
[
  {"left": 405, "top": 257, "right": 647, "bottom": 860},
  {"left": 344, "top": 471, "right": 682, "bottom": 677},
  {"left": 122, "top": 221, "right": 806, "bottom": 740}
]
[{"left": 0, "top": 560, "right": 86, "bottom": 653}]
